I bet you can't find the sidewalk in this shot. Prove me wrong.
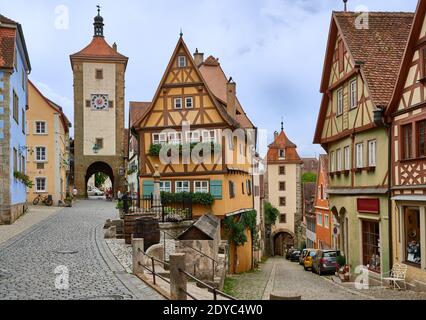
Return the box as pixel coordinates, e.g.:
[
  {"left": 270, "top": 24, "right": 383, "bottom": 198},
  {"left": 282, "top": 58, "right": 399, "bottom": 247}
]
[{"left": 0, "top": 205, "right": 62, "bottom": 245}]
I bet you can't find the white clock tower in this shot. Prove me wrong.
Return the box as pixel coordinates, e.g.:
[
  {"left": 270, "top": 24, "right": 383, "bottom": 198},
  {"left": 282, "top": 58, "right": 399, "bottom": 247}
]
[{"left": 70, "top": 7, "right": 128, "bottom": 197}]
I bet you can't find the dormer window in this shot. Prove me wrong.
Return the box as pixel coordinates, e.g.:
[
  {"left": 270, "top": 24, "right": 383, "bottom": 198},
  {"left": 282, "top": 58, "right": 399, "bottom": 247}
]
[
  {"left": 279, "top": 149, "right": 285, "bottom": 159},
  {"left": 178, "top": 56, "right": 187, "bottom": 68}
]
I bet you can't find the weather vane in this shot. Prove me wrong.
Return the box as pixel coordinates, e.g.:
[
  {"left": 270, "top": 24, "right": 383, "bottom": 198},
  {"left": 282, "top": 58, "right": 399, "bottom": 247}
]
[{"left": 97, "top": 4, "right": 101, "bottom": 15}]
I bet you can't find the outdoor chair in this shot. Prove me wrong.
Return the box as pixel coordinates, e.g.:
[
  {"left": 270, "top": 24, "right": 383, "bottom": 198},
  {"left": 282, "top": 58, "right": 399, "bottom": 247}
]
[{"left": 382, "top": 263, "right": 408, "bottom": 290}]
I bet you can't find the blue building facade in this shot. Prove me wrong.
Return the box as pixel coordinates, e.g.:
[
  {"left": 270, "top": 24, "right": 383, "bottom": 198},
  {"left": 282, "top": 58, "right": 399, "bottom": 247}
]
[{"left": 0, "top": 15, "right": 31, "bottom": 224}]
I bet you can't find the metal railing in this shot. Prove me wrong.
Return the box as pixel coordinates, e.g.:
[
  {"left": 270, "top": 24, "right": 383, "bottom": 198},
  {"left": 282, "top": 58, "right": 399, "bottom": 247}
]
[
  {"left": 137, "top": 249, "right": 170, "bottom": 286},
  {"left": 137, "top": 248, "right": 235, "bottom": 301},
  {"left": 161, "top": 229, "right": 219, "bottom": 281},
  {"left": 179, "top": 268, "right": 236, "bottom": 301}
]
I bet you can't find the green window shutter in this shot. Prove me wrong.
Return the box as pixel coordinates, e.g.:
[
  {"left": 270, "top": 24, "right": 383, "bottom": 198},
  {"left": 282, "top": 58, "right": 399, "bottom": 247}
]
[
  {"left": 210, "top": 180, "right": 222, "bottom": 200},
  {"left": 142, "top": 180, "right": 154, "bottom": 196}
]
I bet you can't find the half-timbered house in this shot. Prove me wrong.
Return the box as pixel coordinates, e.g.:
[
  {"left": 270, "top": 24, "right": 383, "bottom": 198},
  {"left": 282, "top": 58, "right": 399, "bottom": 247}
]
[
  {"left": 386, "top": 0, "right": 426, "bottom": 291},
  {"left": 314, "top": 11, "right": 413, "bottom": 276},
  {"left": 132, "top": 36, "right": 256, "bottom": 273}
]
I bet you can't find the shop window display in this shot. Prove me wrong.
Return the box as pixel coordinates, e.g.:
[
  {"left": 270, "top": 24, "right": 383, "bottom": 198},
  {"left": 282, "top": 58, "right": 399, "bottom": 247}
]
[
  {"left": 362, "top": 220, "right": 381, "bottom": 273},
  {"left": 405, "top": 208, "right": 421, "bottom": 266}
]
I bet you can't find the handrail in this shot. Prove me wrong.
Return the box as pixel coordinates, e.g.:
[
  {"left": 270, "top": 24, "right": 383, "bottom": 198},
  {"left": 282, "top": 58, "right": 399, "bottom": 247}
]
[
  {"left": 161, "top": 229, "right": 219, "bottom": 281},
  {"left": 139, "top": 248, "right": 170, "bottom": 267},
  {"left": 179, "top": 268, "right": 236, "bottom": 301},
  {"left": 161, "top": 230, "right": 219, "bottom": 265}
]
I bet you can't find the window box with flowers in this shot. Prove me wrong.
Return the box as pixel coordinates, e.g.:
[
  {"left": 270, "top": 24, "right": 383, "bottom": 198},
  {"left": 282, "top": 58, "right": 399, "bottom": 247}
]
[{"left": 14, "top": 171, "right": 34, "bottom": 188}]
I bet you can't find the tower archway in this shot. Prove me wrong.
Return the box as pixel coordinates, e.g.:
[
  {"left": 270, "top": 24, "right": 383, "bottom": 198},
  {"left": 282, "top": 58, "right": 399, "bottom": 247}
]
[
  {"left": 271, "top": 229, "right": 295, "bottom": 256},
  {"left": 85, "top": 162, "right": 114, "bottom": 198}
]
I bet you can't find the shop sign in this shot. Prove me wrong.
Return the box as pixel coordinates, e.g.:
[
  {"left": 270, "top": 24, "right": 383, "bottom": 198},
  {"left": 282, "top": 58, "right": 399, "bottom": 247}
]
[{"left": 357, "top": 198, "right": 380, "bottom": 214}]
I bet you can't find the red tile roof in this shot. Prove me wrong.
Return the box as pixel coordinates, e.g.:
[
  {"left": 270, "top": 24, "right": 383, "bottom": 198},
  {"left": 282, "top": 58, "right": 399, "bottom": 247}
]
[
  {"left": 0, "top": 27, "right": 16, "bottom": 69},
  {"left": 129, "top": 101, "right": 151, "bottom": 127},
  {"left": 199, "top": 58, "right": 254, "bottom": 129},
  {"left": 0, "top": 14, "right": 17, "bottom": 24},
  {"left": 267, "top": 130, "right": 302, "bottom": 163},
  {"left": 334, "top": 12, "right": 414, "bottom": 107},
  {"left": 70, "top": 37, "right": 128, "bottom": 65}
]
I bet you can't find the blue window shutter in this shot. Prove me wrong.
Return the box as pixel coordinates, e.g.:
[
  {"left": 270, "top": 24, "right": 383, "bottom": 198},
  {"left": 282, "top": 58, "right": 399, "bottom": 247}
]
[
  {"left": 210, "top": 180, "right": 222, "bottom": 200},
  {"left": 142, "top": 180, "right": 154, "bottom": 196}
]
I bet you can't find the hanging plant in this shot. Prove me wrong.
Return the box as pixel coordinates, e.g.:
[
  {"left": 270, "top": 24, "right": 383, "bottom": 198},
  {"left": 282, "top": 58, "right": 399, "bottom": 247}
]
[
  {"left": 224, "top": 210, "right": 258, "bottom": 247},
  {"left": 13, "top": 171, "right": 34, "bottom": 188}
]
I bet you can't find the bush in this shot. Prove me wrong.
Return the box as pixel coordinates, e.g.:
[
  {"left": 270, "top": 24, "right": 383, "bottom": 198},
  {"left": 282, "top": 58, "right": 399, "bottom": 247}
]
[
  {"left": 264, "top": 201, "right": 279, "bottom": 226},
  {"left": 302, "top": 172, "right": 317, "bottom": 183},
  {"left": 160, "top": 192, "right": 214, "bottom": 206},
  {"left": 336, "top": 255, "right": 346, "bottom": 267},
  {"left": 116, "top": 200, "right": 123, "bottom": 210}
]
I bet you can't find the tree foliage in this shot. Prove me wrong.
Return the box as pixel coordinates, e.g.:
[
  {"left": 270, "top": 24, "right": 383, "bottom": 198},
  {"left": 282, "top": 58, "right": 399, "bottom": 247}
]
[
  {"left": 302, "top": 172, "right": 317, "bottom": 183},
  {"left": 95, "top": 172, "right": 108, "bottom": 188},
  {"left": 264, "top": 201, "right": 279, "bottom": 226}
]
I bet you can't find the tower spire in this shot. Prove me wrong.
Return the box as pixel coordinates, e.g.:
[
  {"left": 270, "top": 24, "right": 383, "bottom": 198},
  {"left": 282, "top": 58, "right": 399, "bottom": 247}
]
[
  {"left": 343, "top": 0, "right": 348, "bottom": 12},
  {"left": 93, "top": 5, "right": 104, "bottom": 37},
  {"left": 281, "top": 117, "right": 284, "bottom": 132}
]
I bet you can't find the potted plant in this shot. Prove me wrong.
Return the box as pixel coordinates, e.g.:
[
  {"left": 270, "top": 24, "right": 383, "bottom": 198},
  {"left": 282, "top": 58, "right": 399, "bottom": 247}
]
[{"left": 116, "top": 200, "right": 124, "bottom": 219}]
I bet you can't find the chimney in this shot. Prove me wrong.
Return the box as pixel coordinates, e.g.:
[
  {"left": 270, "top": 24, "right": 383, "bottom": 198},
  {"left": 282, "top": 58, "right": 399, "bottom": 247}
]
[
  {"left": 193, "top": 48, "right": 204, "bottom": 67},
  {"left": 227, "top": 77, "right": 236, "bottom": 119},
  {"left": 113, "top": 42, "right": 117, "bottom": 51}
]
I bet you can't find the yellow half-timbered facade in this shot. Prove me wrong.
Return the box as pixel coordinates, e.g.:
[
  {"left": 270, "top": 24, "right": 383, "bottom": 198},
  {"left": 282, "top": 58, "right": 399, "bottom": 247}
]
[{"left": 132, "top": 36, "right": 256, "bottom": 273}]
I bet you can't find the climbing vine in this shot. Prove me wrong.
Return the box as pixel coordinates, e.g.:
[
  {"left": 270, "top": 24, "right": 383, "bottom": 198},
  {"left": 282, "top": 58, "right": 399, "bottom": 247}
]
[{"left": 224, "top": 210, "right": 258, "bottom": 247}]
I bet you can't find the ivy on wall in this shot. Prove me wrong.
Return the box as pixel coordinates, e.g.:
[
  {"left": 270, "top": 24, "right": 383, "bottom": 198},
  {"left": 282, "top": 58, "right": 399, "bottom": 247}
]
[{"left": 224, "top": 210, "right": 258, "bottom": 247}]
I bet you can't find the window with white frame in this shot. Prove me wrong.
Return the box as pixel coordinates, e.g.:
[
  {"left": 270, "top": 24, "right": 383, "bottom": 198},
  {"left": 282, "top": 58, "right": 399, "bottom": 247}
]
[
  {"left": 344, "top": 146, "right": 350, "bottom": 171},
  {"left": 337, "top": 88, "right": 344, "bottom": 116},
  {"left": 186, "top": 131, "right": 200, "bottom": 143},
  {"left": 35, "top": 177, "right": 47, "bottom": 192},
  {"left": 175, "top": 181, "right": 190, "bottom": 193},
  {"left": 194, "top": 181, "right": 209, "bottom": 193},
  {"left": 174, "top": 97, "right": 183, "bottom": 109},
  {"left": 368, "top": 140, "right": 376, "bottom": 167},
  {"left": 35, "top": 147, "right": 47, "bottom": 162},
  {"left": 317, "top": 213, "right": 323, "bottom": 226},
  {"left": 356, "top": 143, "right": 364, "bottom": 168},
  {"left": 324, "top": 214, "right": 329, "bottom": 228},
  {"left": 35, "top": 121, "right": 47, "bottom": 134},
  {"left": 178, "top": 56, "right": 187, "bottom": 68},
  {"left": 202, "top": 130, "right": 216, "bottom": 143},
  {"left": 336, "top": 148, "right": 342, "bottom": 171},
  {"left": 152, "top": 133, "right": 167, "bottom": 145},
  {"left": 350, "top": 79, "right": 357, "bottom": 109},
  {"left": 168, "top": 132, "right": 182, "bottom": 144},
  {"left": 185, "top": 97, "right": 193, "bottom": 109},
  {"left": 159, "top": 181, "right": 171, "bottom": 193}
]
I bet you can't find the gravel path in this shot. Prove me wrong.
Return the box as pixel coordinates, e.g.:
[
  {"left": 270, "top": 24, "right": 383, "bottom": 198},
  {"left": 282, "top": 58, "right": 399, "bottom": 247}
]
[{"left": 0, "top": 200, "right": 163, "bottom": 300}]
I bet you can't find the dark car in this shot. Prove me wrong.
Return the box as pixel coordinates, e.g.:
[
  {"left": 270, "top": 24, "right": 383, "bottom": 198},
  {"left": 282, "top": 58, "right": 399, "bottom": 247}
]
[
  {"left": 285, "top": 248, "right": 295, "bottom": 260},
  {"left": 312, "top": 250, "right": 341, "bottom": 275},
  {"left": 289, "top": 250, "right": 301, "bottom": 262}
]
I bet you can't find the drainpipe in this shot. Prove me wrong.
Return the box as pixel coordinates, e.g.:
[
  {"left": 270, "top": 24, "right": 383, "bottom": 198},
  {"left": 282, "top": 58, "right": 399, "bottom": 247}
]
[{"left": 373, "top": 107, "right": 393, "bottom": 272}]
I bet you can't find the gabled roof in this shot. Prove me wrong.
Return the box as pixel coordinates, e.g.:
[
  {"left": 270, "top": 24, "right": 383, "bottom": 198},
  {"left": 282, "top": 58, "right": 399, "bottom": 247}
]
[
  {"left": 129, "top": 101, "right": 151, "bottom": 127},
  {"left": 177, "top": 214, "right": 220, "bottom": 240},
  {"left": 134, "top": 36, "right": 240, "bottom": 129},
  {"left": 314, "top": 11, "right": 414, "bottom": 144},
  {"left": 0, "top": 14, "right": 31, "bottom": 72},
  {"left": 267, "top": 130, "right": 302, "bottom": 162},
  {"left": 70, "top": 36, "right": 128, "bottom": 67},
  {"left": 387, "top": 0, "right": 426, "bottom": 116},
  {"left": 28, "top": 80, "right": 72, "bottom": 134},
  {"left": 199, "top": 56, "right": 254, "bottom": 129},
  {"left": 333, "top": 12, "right": 413, "bottom": 107}
]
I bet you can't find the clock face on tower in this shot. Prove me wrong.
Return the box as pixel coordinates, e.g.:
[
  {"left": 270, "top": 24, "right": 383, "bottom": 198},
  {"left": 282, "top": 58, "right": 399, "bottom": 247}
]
[{"left": 91, "top": 94, "right": 109, "bottom": 110}]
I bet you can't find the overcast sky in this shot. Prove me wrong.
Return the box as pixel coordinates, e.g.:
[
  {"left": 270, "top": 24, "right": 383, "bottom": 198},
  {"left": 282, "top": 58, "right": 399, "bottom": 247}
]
[{"left": 2, "top": 0, "right": 418, "bottom": 157}]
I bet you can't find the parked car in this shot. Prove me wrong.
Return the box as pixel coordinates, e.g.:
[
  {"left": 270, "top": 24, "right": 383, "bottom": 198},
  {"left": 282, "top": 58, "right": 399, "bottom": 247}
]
[
  {"left": 312, "top": 250, "right": 341, "bottom": 275},
  {"left": 299, "top": 248, "right": 314, "bottom": 265},
  {"left": 303, "top": 249, "right": 318, "bottom": 271},
  {"left": 289, "top": 250, "right": 301, "bottom": 262},
  {"left": 88, "top": 187, "right": 104, "bottom": 196},
  {"left": 285, "top": 248, "right": 295, "bottom": 260}
]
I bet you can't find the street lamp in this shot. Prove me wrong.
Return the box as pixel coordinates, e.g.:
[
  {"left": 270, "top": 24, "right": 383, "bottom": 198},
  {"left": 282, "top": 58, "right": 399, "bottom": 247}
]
[{"left": 93, "top": 143, "right": 100, "bottom": 154}]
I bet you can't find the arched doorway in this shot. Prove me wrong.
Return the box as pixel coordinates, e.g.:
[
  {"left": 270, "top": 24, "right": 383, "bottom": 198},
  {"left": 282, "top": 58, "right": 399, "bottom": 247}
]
[
  {"left": 85, "top": 162, "right": 114, "bottom": 198},
  {"left": 331, "top": 206, "right": 348, "bottom": 259},
  {"left": 272, "top": 230, "right": 295, "bottom": 256}
]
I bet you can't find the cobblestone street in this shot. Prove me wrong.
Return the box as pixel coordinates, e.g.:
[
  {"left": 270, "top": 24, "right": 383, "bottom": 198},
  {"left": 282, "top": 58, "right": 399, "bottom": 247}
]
[
  {"left": 0, "top": 200, "right": 163, "bottom": 300},
  {"left": 226, "top": 257, "right": 426, "bottom": 300}
]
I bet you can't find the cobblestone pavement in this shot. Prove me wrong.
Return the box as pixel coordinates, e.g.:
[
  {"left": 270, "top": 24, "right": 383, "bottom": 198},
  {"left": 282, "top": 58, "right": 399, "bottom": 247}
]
[
  {"left": 0, "top": 205, "right": 62, "bottom": 245},
  {"left": 0, "top": 200, "right": 163, "bottom": 300},
  {"left": 227, "top": 257, "right": 426, "bottom": 300}
]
